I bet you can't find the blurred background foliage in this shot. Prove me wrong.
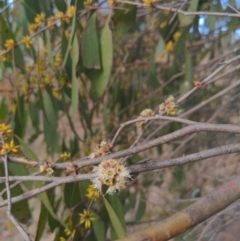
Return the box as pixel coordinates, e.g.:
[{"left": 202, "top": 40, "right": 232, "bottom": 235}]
[{"left": 1, "top": 0, "right": 240, "bottom": 240}]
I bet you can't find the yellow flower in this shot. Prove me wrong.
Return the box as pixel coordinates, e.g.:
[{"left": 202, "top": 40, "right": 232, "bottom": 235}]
[
  {"left": 64, "top": 220, "right": 76, "bottom": 238},
  {"left": 28, "top": 23, "right": 38, "bottom": 34},
  {"left": 173, "top": 31, "right": 181, "bottom": 42},
  {"left": 163, "top": 9, "right": 170, "bottom": 16},
  {"left": 86, "top": 185, "right": 100, "bottom": 201},
  {"left": 67, "top": 5, "right": 75, "bottom": 18},
  {"left": 44, "top": 75, "right": 52, "bottom": 85},
  {"left": 165, "top": 40, "right": 174, "bottom": 54},
  {"left": 55, "top": 11, "right": 64, "bottom": 19},
  {"left": 60, "top": 77, "right": 68, "bottom": 86},
  {"left": 7, "top": 221, "right": 15, "bottom": 229},
  {"left": 52, "top": 88, "right": 62, "bottom": 100},
  {"left": 46, "top": 167, "right": 54, "bottom": 177},
  {"left": 143, "top": 0, "right": 156, "bottom": 7},
  {"left": 0, "top": 50, "right": 7, "bottom": 62},
  {"left": 21, "top": 36, "right": 32, "bottom": 49},
  {"left": 60, "top": 152, "right": 70, "bottom": 161},
  {"left": 34, "top": 13, "right": 44, "bottom": 25},
  {"left": 59, "top": 238, "right": 66, "bottom": 241},
  {"left": 64, "top": 30, "right": 70, "bottom": 40},
  {"left": 0, "top": 140, "right": 19, "bottom": 155},
  {"left": 108, "top": 0, "right": 117, "bottom": 7},
  {"left": 156, "top": 54, "right": 167, "bottom": 64},
  {"left": 54, "top": 53, "right": 62, "bottom": 67},
  {"left": 160, "top": 21, "right": 167, "bottom": 29},
  {"left": 40, "top": 48, "right": 47, "bottom": 57},
  {"left": 0, "top": 124, "right": 12, "bottom": 136},
  {"left": 4, "top": 39, "right": 15, "bottom": 51},
  {"left": 37, "top": 58, "right": 45, "bottom": 74},
  {"left": 84, "top": 0, "right": 93, "bottom": 9},
  {"left": 10, "top": 104, "right": 17, "bottom": 114},
  {"left": 79, "top": 209, "right": 95, "bottom": 229},
  {"left": 47, "top": 16, "right": 55, "bottom": 29}
]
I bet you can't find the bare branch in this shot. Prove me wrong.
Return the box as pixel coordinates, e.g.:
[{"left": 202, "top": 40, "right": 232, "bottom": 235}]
[
  {"left": 129, "top": 143, "right": 240, "bottom": 173},
  {"left": 0, "top": 173, "right": 95, "bottom": 208},
  {"left": 58, "top": 122, "right": 240, "bottom": 170},
  {"left": 117, "top": 174, "right": 240, "bottom": 241},
  {"left": 153, "top": 3, "right": 240, "bottom": 18},
  {"left": 111, "top": 115, "right": 197, "bottom": 146}
]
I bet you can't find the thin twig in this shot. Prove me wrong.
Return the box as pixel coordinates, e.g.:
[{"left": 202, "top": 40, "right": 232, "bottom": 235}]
[
  {"left": 154, "top": 4, "right": 240, "bottom": 18},
  {"left": 0, "top": 135, "right": 31, "bottom": 241},
  {"left": 0, "top": 173, "right": 95, "bottom": 208},
  {"left": 176, "top": 55, "right": 240, "bottom": 105},
  {"left": 111, "top": 115, "right": 197, "bottom": 146}
]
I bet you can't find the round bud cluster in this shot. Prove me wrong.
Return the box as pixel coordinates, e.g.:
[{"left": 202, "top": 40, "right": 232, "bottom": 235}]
[
  {"left": 159, "top": 95, "right": 181, "bottom": 116},
  {"left": 89, "top": 141, "right": 112, "bottom": 159},
  {"left": 136, "top": 109, "right": 155, "bottom": 131},
  {"left": 91, "top": 159, "right": 131, "bottom": 194}
]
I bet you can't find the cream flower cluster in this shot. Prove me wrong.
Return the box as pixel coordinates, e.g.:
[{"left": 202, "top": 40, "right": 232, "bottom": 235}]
[{"left": 91, "top": 159, "right": 131, "bottom": 194}]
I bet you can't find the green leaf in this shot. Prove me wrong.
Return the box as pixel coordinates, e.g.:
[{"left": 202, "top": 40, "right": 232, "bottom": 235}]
[
  {"left": 61, "top": 10, "right": 76, "bottom": 69},
  {"left": 180, "top": 48, "right": 192, "bottom": 94},
  {"left": 82, "top": 14, "right": 101, "bottom": 69},
  {"left": 79, "top": 180, "right": 91, "bottom": 199},
  {"left": 71, "top": 33, "right": 79, "bottom": 119},
  {"left": 46, "top": 30, "right": 55, "bottom": 71},
  {"left": 64, "top": 182, "right": 81, "bottom": 208},
  {"left": 93, "top": 213, "right": 105, "bottom": 241},
  {"left": 89, "top": 14, "right": 113, "bottom": 97},
  {"left": 38, "top": 191, "right": 65, "bottom": 226},
  {"left": 154, "top": 35, "right": 165, "bottom": 61},
  {"left": 107, "top": 194, "right": 125, "bottom": 229},
  {"left": 55, "top": 0, "right": 67, "bottom": 12},
  {"left": 178, "top": 0, "right": 199, "bottom": 27},
  {"left": 0, "top": 99, "right": 8, "bottom": 120},
  {"left": 14, "top": 94, "right": 27, "bottom": 139},
  {"left": 23, "top": 0, "right": 41, "bottom": 23},
  {"left": 29, "top": 101, "right": 40, "bottom": 131},
  {"left": 0, "top": 16, "right": 24, "bottom": 70},
  {"left": 122, "top": 193, "right": 136, "bottom": 214},
  {"left": 135, "top": 191, "right": 146, "bottom": 220},
  {"left": 35, "top": 203, "right": 48, "bottom": 241},
  {"left": 113, "top": 3, "right": 137, "bottom": 35},
  {"left": 42, "top": 91, "right": 59, "bottom": 154},
  {"left": 40, "top": 0, "right": 52, "bottom": 18},
  {"left": 7, "top": 186, "right": 31, "bottom": 223},
  {"left": 15, "top": 136, "right": 38, "bottom": 160},
  {"left": 103, "top": 197, "right": 125, "bottom": 239}
]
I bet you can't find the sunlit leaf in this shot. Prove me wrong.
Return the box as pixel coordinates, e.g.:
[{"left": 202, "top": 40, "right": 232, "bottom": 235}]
[
  {"left": 42, "top": 91, "right": 59, "bottom": 154},
  {"left": 103, "top": 197, "right": 125, "bottom": 239},
  {"left": 71, "top": 33, "right": 79, "bottom": 119},
  {"left": 93, "top": 213, "right": 105, "bottom": 241},
  {"left": 180, "top": 48, "right": 192, "bottom": 94},
  {"left": 89, "top": 14, "right": 113, "bottom": 97},
  {"left": 35, "top": 203, "right": 48, "bottom": 241},
  {"left": 178, "top": 0, "right": 199, "bottom": 27},
  {"left": 82, "top": 14, "right": 101, "bottom": 69}
]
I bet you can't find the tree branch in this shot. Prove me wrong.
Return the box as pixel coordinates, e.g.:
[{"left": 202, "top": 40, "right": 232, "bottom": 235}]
[
  {"left": 117, "top": 174, "right": 240, "bottom": 241},
  {"left": 129, "top": 143, "right": 240, "bottom": 173},
  {"left": 0, "top": 173, "right": 95, "bottom": 208}
]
